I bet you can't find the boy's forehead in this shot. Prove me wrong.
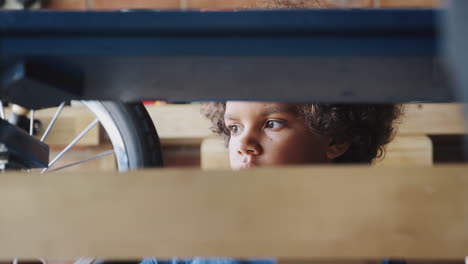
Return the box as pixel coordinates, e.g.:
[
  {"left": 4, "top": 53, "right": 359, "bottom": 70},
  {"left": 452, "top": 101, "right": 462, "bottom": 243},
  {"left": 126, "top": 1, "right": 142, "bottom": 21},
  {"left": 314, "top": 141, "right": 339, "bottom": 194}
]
[{"left": 225, "top": 101, "right": 298, "bottom": 116}]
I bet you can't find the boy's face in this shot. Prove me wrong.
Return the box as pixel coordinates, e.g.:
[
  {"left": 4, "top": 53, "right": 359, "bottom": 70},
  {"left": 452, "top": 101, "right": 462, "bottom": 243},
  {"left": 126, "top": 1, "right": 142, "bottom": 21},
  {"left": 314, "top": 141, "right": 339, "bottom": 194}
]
[{"left": 224, "top": 101, "right": 330, "bottom": 170}]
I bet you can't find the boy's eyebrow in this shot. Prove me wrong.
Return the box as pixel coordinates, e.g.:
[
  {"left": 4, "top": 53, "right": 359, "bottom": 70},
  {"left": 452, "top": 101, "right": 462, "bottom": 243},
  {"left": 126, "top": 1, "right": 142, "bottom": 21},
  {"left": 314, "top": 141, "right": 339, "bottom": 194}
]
[
  {"left": 224, "top": 104, "right": 296, "bottom": 120},
  {"left": 262, "top": 105, "right": 296, "bottom": 116},
  {"left": 224, "top": 114, "right": 238, "bottom": 121}
]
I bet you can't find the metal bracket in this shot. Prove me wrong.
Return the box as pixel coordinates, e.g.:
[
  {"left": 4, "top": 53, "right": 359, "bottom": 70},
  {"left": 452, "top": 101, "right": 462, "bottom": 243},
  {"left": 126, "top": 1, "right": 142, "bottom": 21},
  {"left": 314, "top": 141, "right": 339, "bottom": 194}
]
[{"left": 0, "top": 118, "right": 49, "bottom": 168}]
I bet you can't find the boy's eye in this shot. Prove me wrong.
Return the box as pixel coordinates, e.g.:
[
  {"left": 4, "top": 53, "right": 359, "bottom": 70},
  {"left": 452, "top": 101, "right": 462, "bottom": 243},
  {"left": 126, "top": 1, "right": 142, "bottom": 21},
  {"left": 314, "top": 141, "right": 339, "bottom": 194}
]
[
  {"left": 228, "top": 124, "right": 240, "bottom": 135},
  {"left": 265, "top": 120, "right": 285, "bottom": 130}
]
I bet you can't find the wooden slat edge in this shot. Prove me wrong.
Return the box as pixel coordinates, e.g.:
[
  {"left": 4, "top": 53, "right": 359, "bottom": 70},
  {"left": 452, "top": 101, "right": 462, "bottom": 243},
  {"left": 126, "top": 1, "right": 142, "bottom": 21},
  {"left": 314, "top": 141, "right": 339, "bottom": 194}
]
[{"left": 0, "top": 166, "right": 467, "bottom": 259}]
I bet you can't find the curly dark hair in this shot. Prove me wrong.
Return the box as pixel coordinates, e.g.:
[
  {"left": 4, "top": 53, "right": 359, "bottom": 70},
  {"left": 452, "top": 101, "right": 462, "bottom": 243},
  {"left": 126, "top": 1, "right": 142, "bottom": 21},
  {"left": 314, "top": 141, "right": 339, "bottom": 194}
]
[{"left": 201, "top": 103, "right": 404, "bottom": 164}]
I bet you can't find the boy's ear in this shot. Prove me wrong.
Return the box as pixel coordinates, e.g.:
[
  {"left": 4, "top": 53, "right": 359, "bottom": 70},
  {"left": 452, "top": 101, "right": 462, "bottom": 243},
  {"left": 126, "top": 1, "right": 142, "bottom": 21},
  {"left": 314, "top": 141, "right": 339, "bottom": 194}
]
[{"left": 326, "top": 140, "right": 351, "bottom": 160}]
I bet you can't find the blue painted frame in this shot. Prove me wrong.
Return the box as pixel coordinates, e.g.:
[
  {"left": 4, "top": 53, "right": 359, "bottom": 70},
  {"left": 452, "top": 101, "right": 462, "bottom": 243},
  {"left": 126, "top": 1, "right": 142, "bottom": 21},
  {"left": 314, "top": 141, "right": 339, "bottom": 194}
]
[{"left": 0, "top": 9, "right": 453, "bottom": 107}]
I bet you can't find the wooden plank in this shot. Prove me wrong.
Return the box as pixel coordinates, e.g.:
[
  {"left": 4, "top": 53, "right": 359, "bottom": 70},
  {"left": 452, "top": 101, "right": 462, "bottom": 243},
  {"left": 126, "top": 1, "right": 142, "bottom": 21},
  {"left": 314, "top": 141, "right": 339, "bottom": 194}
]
[
  {"left": 399, "top": 104, "right": 467, "bottom": 135},
  {"left": 0, "top": 166, "right": 467, "bottom": 259},
  {"left": 48, "top": 143, "right": 117, "bottom": 172},
  {"left": 200, "top": 137, "right": 230, "bottom": 169},
  {"left": 162, "top": 145, "right": 201, "bottom": 167},
  {"left": 375, "top": 135, "right": 433, "bottom": 166},
  {"left": 147, "top": 104, "right": 212, "bottom": 145}
]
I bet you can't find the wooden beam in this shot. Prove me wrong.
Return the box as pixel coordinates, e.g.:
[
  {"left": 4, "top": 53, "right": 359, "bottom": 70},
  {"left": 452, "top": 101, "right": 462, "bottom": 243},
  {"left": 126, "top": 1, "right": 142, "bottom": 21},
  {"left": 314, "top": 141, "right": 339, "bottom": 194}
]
[
  {"left": 200, "top": 137, "right": 230, "bottom": 169},
  {"left": 0, "top": 166, "right": 467, "bottom": 259},
  {"left": 398, "top": 104, "right": 467, "bottom": 135},
  {"left": 48, "top": 144, "right": 117, "bottom": 171},
  {"left": 147, "top": 104, "right": 212, "bottom": 145},
  {"left": 374, "top": 135, "right": 433, "bottom": 166}
]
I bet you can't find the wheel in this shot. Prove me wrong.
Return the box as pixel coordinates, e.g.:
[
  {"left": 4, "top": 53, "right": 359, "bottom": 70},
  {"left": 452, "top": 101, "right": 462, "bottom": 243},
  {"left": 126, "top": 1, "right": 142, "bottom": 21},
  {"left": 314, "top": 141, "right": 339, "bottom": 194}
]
[
  {"left": 1, "top": 100, "right": 163, "bottom": 172},
  {"left": 82, "top": 101, "right": 163, "bottom": 171}
]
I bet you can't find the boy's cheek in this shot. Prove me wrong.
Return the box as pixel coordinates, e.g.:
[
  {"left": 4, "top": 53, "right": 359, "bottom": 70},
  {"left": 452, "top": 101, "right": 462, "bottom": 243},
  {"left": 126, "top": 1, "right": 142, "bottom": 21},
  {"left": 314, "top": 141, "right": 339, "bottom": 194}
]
[
  {"left": 228, "top": 141, "right": 240, "bottom": 169},
  {"left": 229, "top": 154, "right": 241, "bottom": 170}
]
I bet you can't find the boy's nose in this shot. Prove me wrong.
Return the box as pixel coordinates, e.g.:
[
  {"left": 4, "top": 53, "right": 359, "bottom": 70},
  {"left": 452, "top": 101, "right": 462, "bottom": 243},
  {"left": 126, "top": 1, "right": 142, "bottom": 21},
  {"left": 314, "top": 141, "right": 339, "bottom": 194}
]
[{"left": 237, "top": 129, "right": 262, "bottom": 156}]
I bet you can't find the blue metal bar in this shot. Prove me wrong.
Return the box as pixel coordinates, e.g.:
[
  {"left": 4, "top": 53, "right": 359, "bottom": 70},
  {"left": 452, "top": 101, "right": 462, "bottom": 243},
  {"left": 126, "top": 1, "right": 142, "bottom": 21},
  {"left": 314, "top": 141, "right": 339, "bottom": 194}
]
[
  {"left": 0, "top": 9, "right": 435, "bottom": 35},
  {"left": 0, "top": 9, "right": 437, "bottom": 56},
  {"left": 0, "top": 9, "right": 453, "bottom": 105}
]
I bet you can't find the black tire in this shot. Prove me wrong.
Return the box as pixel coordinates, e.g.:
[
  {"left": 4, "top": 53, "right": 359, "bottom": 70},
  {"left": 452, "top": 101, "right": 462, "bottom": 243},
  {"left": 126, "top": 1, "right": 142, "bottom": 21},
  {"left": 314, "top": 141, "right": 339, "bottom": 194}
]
[{"left": 97, "top": 101, "right": 163, "bottom": 170}]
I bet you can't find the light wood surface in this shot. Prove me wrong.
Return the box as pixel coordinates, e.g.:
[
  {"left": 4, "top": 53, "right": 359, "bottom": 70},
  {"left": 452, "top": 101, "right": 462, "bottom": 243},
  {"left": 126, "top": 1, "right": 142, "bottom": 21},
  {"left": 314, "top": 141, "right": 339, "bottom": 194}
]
[
  {"left": 147, "top": 104, "right": 212, "bottom": 145},
  {"left": 48, "top": 144, "right": 117, "bottom": 172},
  {"left": 398, "top": 104, "right": 467, "bottom": 135},
  {"left": 1, "top": 166, "right": 467, "bottom": 259},
  {"left": 201, "top": 135, "right": 434, "bottom": 169},
  {"left": 201, "top": 137, "right": 231, "bottom": 169},
  {"left": 374, "top": 135, "right": 433, "bottom": 166}
]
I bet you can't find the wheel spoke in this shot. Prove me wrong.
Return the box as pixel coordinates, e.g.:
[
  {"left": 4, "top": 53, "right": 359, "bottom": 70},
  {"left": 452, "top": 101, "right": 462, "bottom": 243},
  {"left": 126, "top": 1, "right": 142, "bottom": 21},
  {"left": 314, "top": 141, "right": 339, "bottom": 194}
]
[
  {"left": 47, "top": 150, "right": 114, "bottom": 173},
  {"left": 73, "top": 258, "right": 96, "bottom": 264},
  {"left": 40, "top": 102, "right": 66, "bottom": 142},
  {"left": 0, "top": 101, "right": 5, "bottom": 119},
  {"left": 41, "top": 118, "right": 99, "bottom": 174},
  {"left": 81, "top": 101, "right": 130, "bottom": 171},
  {"left": 29, "top": 109, "right": 34, "bottom": 135}
]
